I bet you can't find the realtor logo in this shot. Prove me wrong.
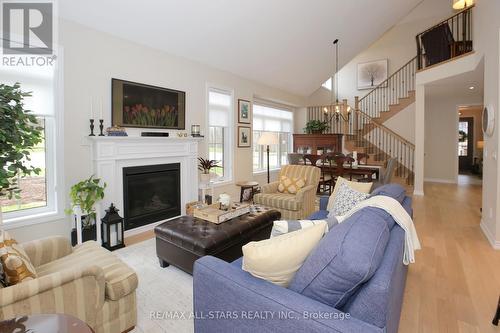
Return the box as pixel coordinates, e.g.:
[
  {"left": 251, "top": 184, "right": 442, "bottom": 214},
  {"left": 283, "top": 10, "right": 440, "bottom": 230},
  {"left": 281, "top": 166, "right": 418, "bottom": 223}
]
[{"left": 2, "top": 2, "right": 53, "bottom": 54}]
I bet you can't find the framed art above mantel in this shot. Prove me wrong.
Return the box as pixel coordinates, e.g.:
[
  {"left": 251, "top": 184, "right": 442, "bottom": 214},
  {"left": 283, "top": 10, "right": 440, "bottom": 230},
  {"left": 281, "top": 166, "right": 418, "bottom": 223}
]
[{"left": 112, "top": 78, "right": 186, "bottom": 130}]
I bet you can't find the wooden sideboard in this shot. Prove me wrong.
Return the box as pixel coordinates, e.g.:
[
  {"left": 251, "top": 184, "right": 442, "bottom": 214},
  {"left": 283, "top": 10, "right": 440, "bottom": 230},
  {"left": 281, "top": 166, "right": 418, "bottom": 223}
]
[{"left": 293, "top": 134, "right": 343, "bottom": 155}]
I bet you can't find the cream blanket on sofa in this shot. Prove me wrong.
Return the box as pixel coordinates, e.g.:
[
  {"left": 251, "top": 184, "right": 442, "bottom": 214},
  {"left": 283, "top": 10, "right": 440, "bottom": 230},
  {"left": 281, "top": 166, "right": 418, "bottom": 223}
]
[{"left": 337, "top": 196, "right": 421, "bottom": 265}]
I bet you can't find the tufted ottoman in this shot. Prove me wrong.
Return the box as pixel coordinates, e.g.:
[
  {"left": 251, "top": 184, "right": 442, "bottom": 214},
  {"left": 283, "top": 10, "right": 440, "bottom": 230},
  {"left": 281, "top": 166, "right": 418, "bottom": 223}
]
[{"left": 154, "top": 209, "right": 281, "bottom": 274}]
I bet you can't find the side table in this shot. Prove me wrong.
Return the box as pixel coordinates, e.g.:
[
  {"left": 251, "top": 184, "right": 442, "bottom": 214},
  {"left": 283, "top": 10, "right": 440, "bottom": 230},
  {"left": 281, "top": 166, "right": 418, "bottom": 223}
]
[{"left": 236, "top": 181, "right": 259, "bottom": 203}]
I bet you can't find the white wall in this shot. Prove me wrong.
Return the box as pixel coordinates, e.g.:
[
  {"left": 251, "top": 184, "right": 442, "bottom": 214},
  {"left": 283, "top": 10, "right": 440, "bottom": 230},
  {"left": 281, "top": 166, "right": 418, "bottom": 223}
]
[
  {"left": 8, "top": 19, "right": 306, "bottom": 242},
  {"left": 383, "top": 103, "right": 416, "bottom": 144},
  {"left": 474, "top": 0, "right": 500, "bottom": 247}
]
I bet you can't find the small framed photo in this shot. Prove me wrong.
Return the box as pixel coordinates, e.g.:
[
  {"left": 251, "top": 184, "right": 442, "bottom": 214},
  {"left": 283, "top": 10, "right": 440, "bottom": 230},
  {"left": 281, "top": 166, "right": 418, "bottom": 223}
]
[
  {"left": 238, "top": 99, "right": 252, "bottom": 124},
  {"left": 238, "top": 126, "right": 251, "bottom": 148}
]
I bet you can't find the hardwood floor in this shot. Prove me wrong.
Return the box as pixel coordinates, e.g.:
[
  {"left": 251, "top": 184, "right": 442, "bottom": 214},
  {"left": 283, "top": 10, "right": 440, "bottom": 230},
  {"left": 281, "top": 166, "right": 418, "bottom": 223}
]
[
  {"left": 400, "top": 181, "right": 500, "bottom": 333},
  {"left": 124, "top": 180, "right": 500, "bottom": 332}
]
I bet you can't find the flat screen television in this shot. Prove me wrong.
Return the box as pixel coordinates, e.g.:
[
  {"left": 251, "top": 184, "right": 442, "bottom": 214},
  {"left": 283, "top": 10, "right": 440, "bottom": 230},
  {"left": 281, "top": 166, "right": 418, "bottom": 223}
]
[{"left": 112, "top": 78, "right": 186, "bottom": 130}]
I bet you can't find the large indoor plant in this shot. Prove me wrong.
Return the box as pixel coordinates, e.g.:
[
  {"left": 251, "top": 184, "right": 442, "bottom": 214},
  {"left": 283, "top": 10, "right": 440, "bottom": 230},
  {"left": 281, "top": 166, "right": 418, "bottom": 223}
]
[
  {"left": 66, "top": 175, "right": 106, "bottom": 245},
  {"left": 0, "top": 83, "right": 44, "bottom": 224},
  {"left": 304, "top": 120, "right": 329, "bottom": 134}
]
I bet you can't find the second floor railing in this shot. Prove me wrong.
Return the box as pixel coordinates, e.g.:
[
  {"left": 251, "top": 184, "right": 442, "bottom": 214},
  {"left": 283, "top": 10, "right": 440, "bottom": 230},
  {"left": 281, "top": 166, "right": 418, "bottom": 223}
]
[{"left": 416, "top": 5, "right": 474, "bottom": 70}]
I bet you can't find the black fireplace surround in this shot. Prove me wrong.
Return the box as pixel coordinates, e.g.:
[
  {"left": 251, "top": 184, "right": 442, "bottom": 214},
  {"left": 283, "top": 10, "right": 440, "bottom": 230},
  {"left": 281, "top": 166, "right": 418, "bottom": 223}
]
[{"left": 123, "top": 163, "right": 181, "bottom": 230}]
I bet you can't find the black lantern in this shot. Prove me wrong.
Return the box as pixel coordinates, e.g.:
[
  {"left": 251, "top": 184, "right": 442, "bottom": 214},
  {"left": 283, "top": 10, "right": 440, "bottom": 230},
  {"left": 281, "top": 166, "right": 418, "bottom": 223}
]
[{"left": 101, "top": 203, "right": 125, "bottom": 251}]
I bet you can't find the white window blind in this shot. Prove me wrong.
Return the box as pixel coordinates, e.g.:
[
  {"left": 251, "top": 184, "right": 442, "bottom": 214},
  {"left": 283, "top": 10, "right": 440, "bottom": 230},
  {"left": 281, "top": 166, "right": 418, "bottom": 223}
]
[{"left": 207, "top": 87, "right": 233, "bottom": 181}]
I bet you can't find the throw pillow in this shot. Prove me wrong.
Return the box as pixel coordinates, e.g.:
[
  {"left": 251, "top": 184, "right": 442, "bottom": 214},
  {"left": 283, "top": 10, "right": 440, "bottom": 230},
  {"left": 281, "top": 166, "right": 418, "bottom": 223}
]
[
  {"left": 0, "top": 230, "right": 37, "bottom": 286},
  {"left": 271, "top": 218, "right": 338, "bottom": 238},
  {"left": 326, "top": 177, "right": 372, "bottom": 211},
  {"left": 242, "top": 222, "right": 326, "bottom": 287},
  {"left": 277, "top": 175, "right": 306, "bottom": 194},
  {"left": 289, "top": 208, "right": 390, "bottom": 308},
  {"left": 329, "top": 182, "right": 370, "bottom": 216}
]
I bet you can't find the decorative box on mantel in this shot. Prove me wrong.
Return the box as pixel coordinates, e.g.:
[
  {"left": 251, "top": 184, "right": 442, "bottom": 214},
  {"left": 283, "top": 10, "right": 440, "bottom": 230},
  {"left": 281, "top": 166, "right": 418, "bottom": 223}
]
[{"left": 88, "top": 136, "right": 202, "bottom": 239}]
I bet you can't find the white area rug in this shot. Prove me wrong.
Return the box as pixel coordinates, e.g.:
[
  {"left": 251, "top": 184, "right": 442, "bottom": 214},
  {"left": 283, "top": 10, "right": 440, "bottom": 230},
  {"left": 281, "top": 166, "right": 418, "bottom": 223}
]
[{"left": 115, "top": 239, "right": 194, "bottom": 333}]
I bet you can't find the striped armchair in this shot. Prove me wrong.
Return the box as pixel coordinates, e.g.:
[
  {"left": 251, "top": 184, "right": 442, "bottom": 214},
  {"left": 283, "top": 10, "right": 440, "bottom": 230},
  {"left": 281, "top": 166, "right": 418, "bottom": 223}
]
[
  {"left": 254, "top": 165, "right": 320, "bottom": 219},
  {"left": 0, "top": 237, "right": 137, "bottom": 333}
]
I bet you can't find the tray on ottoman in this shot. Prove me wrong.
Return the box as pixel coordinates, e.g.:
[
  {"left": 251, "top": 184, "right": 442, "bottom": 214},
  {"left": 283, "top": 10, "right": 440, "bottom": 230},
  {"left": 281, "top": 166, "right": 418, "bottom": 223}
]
[{"left": 155, "top": 207, "right": 280, "bottom": 274}]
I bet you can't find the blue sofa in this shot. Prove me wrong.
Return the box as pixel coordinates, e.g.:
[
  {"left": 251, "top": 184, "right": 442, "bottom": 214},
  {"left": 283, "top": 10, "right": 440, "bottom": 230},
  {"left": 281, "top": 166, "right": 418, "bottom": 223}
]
[{"left": 193, "top": 187, "right": 412, "bottom": 333}]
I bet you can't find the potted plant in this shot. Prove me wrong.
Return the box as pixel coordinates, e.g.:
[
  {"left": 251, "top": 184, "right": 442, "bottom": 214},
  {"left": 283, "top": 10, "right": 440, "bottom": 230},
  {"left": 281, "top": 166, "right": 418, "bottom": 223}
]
[
  {"left": 304, "top": 120, "right": 329, "bottom": 134},
  {"left": 66, "top": 175, "right": 106, "bottom": 245},
  {"left": 0, "top": 83, "right": 44, "bottom": 224},
  {"left": 198, "top": 157, "right": 221, "bottom": 185}
]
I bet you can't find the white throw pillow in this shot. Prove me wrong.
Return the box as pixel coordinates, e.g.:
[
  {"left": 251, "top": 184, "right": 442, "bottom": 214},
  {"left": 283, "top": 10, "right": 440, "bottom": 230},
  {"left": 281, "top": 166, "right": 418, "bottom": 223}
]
[
  {"left": 329, "top": 182, "right": 370, "bottom": 217},
  {"left": 326, "top": 177, "right": 372, "bottom": 211},
  {"left": 242, "top": 222, "right": 326, "bottom": 287}
]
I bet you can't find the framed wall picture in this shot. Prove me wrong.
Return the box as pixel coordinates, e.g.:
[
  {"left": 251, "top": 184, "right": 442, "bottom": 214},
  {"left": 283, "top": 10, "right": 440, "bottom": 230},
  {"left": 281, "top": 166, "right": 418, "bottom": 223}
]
[
  {"left": 238, "top": 126, "right": 251, "bottom": 148},
  {"left": 357, "top": 59, "right": 388, "bottom": 90},
  {"left": 238, "top": 99, "right": 252, "bottom": 124}
]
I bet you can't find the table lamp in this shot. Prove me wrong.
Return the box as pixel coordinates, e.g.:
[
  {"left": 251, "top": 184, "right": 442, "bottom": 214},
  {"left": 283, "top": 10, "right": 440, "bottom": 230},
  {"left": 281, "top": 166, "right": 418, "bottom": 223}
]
[{"left": 257, "top": 132, "right": 279, "bottom": 183}]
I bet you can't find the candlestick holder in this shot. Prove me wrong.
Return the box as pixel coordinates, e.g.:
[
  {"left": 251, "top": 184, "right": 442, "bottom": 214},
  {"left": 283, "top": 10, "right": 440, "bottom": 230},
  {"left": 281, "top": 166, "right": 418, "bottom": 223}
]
[
  {"left": 89, "top": 119, "right": 95, "bottom": 136},
  {"left": 99, "top": 119, "right": 105, "bottom": 136}
]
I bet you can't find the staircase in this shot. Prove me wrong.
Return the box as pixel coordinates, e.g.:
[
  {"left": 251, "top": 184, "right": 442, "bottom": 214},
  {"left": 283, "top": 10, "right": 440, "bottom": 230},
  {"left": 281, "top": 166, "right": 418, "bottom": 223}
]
[{"left": 307, "top": 57, "right": 417, "bottom": 185}]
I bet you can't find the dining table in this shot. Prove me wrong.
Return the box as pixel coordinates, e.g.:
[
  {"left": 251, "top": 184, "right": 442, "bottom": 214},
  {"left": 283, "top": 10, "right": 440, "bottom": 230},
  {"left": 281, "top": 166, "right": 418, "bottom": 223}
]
[{"left": 319, "top": 164, "right": 381, "bottom": 181}]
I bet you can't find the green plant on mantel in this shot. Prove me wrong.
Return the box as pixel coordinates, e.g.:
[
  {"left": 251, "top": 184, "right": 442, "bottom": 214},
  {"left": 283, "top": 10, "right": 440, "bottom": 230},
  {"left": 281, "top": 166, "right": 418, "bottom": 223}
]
[
  {"left": 66, "top": 176, "right": 107, "bottom": 227},
  {"left": 304, "top": 120, "right": 329, "bottom": 134},
  {"left": 0, "top": 83, "right": 43, "bottom": 200}
]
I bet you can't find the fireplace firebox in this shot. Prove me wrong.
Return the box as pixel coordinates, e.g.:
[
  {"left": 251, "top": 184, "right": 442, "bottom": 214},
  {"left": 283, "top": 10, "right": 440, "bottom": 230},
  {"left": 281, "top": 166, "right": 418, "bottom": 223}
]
[{"left": 123, "top": 163, "right": 181, "bottom": 230}]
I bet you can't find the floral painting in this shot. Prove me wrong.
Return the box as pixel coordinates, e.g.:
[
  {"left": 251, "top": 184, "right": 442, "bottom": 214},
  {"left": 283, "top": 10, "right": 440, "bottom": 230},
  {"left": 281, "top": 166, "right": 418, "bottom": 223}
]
[{"left": 112, "top": 79, "right": 186, "bottom": 129}]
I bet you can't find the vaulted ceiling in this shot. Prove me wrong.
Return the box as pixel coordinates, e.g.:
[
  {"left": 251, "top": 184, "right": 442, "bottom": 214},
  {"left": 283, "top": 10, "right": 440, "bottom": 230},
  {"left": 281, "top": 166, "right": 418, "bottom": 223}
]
[{"left": 59, "top": 0, "right": 422, "bottom": 96}]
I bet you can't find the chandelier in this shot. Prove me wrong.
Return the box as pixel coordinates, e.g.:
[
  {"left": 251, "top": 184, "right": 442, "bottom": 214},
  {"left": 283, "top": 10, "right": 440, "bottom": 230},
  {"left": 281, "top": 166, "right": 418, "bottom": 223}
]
[{"left": 323, "top": 39, "right": 352, "bottom": 123}]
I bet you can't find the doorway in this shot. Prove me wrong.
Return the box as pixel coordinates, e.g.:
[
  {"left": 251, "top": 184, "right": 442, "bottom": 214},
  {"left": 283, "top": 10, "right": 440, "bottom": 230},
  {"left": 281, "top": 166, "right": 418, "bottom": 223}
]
[{"left": 458, "top": 117, "right": 474, "bottom": 172}]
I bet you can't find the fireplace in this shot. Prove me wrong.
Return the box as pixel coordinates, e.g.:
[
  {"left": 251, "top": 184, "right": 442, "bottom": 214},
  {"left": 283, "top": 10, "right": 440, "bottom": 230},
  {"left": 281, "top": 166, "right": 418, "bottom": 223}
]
[{"left": 123, "top": 163, "right": 181, "bottom": 230}]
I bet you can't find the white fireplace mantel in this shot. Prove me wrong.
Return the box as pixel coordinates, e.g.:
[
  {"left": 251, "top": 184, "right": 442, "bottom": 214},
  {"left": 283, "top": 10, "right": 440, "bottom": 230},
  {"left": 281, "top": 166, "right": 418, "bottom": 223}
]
[{"left": 88, "top": 136, "right": 201, "bottom": 238}]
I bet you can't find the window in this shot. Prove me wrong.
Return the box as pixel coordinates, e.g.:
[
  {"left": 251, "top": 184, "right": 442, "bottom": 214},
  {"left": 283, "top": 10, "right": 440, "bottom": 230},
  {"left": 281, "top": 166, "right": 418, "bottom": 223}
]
[
  {"left": 1, "top": 63, "right": 61, "bottom": 224},
  {"left": 322, "top": 77, "right": 332, "bottom": 91},
  {"left": 207, "top": 87, "right": 233, "bottom": 182},
  {"left": 253, "top": 101, "right": 294, "bottom": 172}
]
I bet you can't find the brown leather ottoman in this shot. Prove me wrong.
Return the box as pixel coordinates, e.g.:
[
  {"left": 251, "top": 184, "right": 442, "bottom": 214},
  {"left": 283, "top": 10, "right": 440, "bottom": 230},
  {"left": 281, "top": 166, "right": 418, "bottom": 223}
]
[{"left": 154, "top": 209, "right": 281, "bottom": 274}]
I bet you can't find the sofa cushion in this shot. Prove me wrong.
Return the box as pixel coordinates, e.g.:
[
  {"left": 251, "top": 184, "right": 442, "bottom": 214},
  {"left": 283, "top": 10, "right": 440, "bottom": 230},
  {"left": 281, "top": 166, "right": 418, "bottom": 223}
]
[
  {"left": 370, "top": 184, "right": 406, "bottom": 204},
  {"left": 242, "top": 222, "right": 326, "bottom": 287},
  {"left": 326, "top": 177, "right": 372, "bottom": 211},
  {"left": 329, "top": 182, "right": 370, "bottom": 216},
  {"left": 37, "top": 241, "right": 138, "bottom": 300},
  {"left": 289, "top": 207, "right": 390, "bottom": 308},
  {"left": 254, "top": 193, "right": 301, "bottom": 211}
]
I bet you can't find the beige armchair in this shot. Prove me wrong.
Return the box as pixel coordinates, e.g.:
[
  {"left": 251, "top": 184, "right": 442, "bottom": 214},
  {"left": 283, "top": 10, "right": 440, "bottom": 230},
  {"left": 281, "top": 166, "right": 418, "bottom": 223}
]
[
  {"left": 254, "top": 165, "right": 320, "bottom": 219},
  {"left": 0, "top": 237, "right": 137, "bottom": 333}
]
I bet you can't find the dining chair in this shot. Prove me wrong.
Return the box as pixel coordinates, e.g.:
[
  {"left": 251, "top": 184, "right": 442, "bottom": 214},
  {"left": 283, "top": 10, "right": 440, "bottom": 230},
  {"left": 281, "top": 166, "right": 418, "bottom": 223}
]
[
  {"left": 318, "top": 153, "right": 335, "bottom": 195},
  {"left": 303, "top": 154, "right": 322, "bottom": 166},
  {"left": 287, "top": 153, "right": 304, "bottom": 165}
]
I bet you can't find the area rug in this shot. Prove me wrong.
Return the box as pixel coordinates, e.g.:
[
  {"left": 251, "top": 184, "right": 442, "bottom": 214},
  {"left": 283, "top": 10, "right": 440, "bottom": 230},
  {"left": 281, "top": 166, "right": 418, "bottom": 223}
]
[{"left": 115, "top": 238, "right": 194, "bottom": 333}]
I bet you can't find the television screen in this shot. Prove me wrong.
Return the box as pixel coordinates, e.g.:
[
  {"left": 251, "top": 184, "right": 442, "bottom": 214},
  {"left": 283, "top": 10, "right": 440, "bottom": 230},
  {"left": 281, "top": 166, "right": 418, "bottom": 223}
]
[{"left": 112, "top": 79, "right": 185, "bottom": 129}]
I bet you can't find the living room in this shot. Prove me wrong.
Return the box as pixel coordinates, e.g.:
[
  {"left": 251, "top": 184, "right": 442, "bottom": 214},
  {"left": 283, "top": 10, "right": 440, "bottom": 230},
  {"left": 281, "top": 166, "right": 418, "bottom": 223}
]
[{"left": 1, "top": 0, "right": 500, "bottom": 332}]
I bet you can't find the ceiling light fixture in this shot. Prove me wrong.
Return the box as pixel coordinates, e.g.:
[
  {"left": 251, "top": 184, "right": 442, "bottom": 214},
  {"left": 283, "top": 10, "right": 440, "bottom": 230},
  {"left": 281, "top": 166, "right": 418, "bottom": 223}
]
[
  {"left": 468, "top": 86, "right": 475, "bottom": 90},
  {"left": 452, "top": 0, "right": 474, "bottom": 10}
]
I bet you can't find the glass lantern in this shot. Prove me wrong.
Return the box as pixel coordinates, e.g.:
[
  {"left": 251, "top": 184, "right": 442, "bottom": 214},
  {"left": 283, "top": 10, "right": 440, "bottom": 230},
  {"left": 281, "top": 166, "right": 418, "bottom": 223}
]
[{"left": 101, "top": 203, "right": 125, "bottom": 251}]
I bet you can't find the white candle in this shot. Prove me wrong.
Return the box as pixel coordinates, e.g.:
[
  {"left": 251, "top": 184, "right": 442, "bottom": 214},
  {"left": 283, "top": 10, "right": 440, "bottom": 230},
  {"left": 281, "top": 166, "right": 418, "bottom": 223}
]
[
  {"left": 90, "top": 97, "right": 94, "bottom": 119},
  {"left": 99, "top": 98, "right": 103, "bottom": 120}
]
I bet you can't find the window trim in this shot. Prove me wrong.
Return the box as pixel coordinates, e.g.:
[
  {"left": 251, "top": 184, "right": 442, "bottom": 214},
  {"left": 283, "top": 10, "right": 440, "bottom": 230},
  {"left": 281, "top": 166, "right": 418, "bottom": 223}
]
[
  {"left": 206, "top": 83, "right": 234, "bottom": 184},
  {"left": 2, "top": 46, "right": 65, "bottom": 229}
]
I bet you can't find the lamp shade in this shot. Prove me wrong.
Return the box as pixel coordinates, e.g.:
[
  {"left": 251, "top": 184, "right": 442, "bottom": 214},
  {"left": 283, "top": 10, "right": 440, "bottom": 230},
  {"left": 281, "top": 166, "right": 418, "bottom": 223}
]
[
  {"left": 477, "top": 140, "right": 484, "bottom": 149},
  {"left": 257, "top": 132, "right": 279, "bottom": 145},
  {"left": 452, "top": 0, "right": 474, "bottom": 10}
]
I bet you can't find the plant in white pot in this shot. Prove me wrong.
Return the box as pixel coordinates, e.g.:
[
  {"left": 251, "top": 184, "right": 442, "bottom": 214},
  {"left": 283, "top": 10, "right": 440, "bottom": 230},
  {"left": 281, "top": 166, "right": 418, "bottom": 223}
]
[
  {"left": 65, "top": 176, "right": 106, "bottom": 245},
  {"left": 198, "top": 157, "right": 221, "bottom": 185},
  {"left": 0, "top": 83, "right": 44, "bottom": 226}
]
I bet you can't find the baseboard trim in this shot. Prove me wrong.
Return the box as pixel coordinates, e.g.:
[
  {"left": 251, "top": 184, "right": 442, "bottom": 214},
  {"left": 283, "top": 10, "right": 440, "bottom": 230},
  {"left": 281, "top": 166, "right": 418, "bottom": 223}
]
[
  {"left": 480, "top": 219, "right": 500, "bottom": 250},
  {"left": 424, "top": 178, "right": 457, "bottom": 184}
]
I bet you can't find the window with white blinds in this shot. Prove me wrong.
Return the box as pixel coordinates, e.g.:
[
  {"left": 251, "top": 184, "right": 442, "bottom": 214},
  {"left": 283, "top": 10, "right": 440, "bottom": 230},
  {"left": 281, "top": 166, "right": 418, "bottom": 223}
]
[
  {"left": 253, "top": 101, "right": 294, "bottom": 172},
  {"left": 207, "top": 87, "right": 233, "bottom": 182}
]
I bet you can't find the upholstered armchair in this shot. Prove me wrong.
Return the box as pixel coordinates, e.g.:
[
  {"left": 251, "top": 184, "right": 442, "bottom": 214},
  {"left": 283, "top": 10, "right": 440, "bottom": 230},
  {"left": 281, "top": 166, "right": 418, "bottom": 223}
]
[
  {"left": 254, "top": 165, "right": 320, "bottom": 219},
  {"left": 0, "top": 236, "right": 137, "bottom": 333}
]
